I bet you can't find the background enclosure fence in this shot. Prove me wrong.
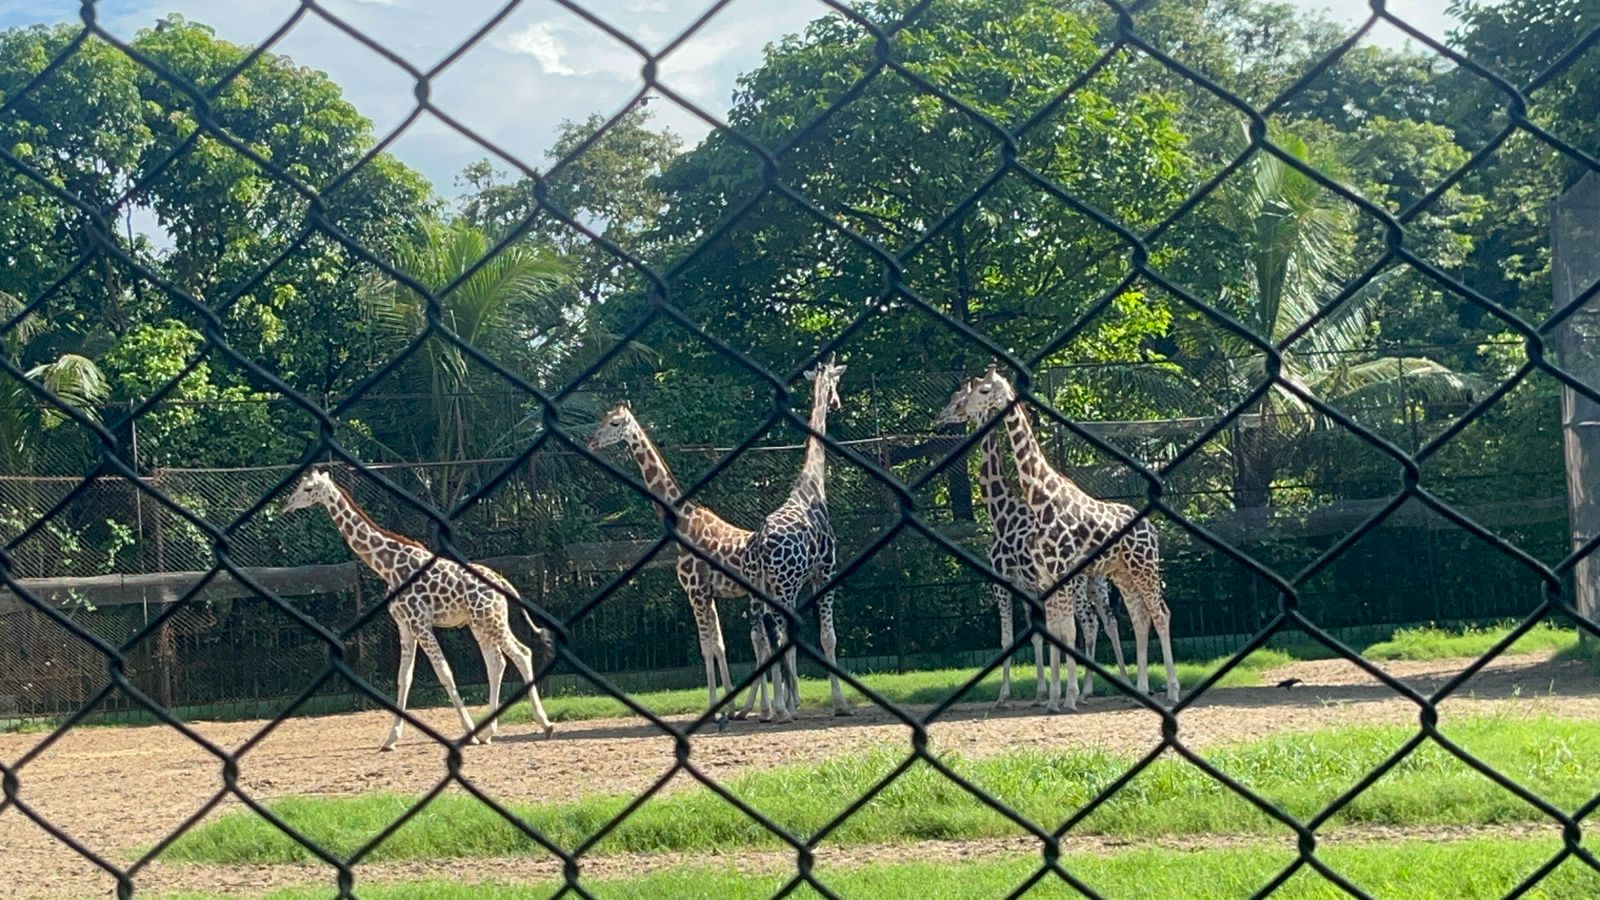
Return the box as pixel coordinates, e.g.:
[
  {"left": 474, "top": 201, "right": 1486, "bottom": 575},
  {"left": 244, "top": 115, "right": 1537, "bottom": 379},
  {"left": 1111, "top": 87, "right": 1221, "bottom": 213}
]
[{"left": 0, "top": 0, "right": 1597, "bottom": 898}]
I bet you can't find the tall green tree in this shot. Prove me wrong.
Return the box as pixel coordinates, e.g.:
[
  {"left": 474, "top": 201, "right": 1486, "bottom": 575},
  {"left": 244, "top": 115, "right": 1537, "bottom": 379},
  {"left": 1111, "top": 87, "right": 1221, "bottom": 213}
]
[
  {"left": 1164, "top": 130, "right": 1477, "bottom": 509},
  {"left": 357, "top": 217, "right": 569, "bottom": 509},
  {"left": 630, "top": 0, "right": 1191, "bottom": 444}
]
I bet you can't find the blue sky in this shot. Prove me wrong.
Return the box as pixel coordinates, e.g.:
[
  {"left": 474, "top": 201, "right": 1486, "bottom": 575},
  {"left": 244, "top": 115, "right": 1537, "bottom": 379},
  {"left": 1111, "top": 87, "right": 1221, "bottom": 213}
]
[{"left": 0, "top": 0, "right": 1459, "bottom": 200}]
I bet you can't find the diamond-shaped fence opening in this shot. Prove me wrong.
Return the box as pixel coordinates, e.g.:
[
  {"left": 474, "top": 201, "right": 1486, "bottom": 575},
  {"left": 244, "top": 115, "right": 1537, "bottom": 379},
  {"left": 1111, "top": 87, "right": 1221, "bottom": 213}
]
[{"left": 1, "top": 1, "right": 1599, "bottom": 897}]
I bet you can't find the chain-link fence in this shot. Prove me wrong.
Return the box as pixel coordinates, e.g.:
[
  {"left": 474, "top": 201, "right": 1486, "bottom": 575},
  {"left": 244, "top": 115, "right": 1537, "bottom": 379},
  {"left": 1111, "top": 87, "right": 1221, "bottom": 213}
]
[
  {"left": 2, "top": 0, "right": 1598, "bottom": 897},
  {"left": 0, "top": 365, "right": 1566, "bottom": 722}
]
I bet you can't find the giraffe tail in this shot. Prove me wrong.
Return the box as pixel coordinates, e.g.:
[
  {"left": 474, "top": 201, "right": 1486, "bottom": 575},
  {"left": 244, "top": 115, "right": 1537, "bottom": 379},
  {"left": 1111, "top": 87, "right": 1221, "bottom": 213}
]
[{"left": 521, "top": 608, "right": 556, "bottom": 670}]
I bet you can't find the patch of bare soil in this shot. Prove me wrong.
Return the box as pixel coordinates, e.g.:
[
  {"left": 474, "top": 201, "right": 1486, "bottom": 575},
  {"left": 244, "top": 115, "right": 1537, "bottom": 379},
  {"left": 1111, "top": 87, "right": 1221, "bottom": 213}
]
[{"left": 1, "top": 651, "right": 1593, "bottom": 899}]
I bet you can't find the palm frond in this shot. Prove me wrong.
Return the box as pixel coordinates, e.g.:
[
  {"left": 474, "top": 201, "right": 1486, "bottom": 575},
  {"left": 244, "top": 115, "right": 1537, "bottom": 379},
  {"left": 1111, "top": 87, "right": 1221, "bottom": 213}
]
[
  {"left": 25, "top": 355, "right": 108, "bottom": 425},
  {"left": 1306, "top": 356, "right": 1483, "bottom": 409}
]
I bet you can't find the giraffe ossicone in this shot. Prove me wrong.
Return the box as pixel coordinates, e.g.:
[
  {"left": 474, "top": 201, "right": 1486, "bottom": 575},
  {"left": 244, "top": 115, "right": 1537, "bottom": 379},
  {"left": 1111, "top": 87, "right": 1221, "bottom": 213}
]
[
  {"left": 942, "top": 370, "right": 1178, "bottom": 711},
  {"left": 280, "top": 468, "right": 555, "bottom": 750}
]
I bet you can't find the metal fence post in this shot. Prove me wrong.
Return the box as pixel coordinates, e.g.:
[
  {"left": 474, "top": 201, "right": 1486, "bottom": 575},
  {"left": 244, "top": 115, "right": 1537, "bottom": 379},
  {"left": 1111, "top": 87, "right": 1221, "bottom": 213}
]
[{"left": 1553, "top": 171, "right": 1600, "bottom": 635}]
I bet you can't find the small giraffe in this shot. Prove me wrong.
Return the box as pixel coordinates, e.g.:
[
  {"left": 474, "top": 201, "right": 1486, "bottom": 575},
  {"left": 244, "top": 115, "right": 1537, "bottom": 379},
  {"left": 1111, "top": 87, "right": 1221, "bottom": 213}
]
[
  {"left": 740, "top": 355, "right": 854, "bottom": 721},
  {"left": 935, "top": 379, "right": 1127, "bottom": 706},
  {"left": 948, "top": 369, "right": 1178, "bottom": 711},
  {"left": 280, "top": 469, "right": 554, "bottom": 750},
  {"left": 588, "top": 403, "right": 787, "bottom": 721}
]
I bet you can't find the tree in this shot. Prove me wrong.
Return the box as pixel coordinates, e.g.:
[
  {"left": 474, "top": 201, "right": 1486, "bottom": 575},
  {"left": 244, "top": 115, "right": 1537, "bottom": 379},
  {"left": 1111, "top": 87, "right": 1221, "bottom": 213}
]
[
  {"left": 459, "top": 106, "right": 682, "bottom": 307},
  {"left": 0, "top": 293, "right": 107, "bottom": 473},
  {"left": 129, "top": 15, "right": 436, "bottom": 398},
  {"left": 356, "top": 217, "right": 569, "bottom": 509},
  {"left": 631, "top": 0, "right": 1191, "bottom": 439},
  {"left": 1163, "top": 129, "right": 1477, "bottom": 509}
]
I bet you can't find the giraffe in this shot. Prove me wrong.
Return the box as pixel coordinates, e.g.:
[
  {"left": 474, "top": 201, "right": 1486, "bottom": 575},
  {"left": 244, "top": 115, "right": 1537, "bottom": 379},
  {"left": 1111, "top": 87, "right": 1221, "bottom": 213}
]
[
  {"left": 279, "top": 468, "right": 554, "bottom": 750},
  {"left": 739, "top": 355, "right": 854, "bottom": 721},
  {"left": 588, "top": 403, "right": 788, "bottom": 721},
  {"left": 945, "top": 369, "right": 1178, "bottom": 711},
  {"left": 934, "top": 378, "right": 1128, "bottom": 707}
]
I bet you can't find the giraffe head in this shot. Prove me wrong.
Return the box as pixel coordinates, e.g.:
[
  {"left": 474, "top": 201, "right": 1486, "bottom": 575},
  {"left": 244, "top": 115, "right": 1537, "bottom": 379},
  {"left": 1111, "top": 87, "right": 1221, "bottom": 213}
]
[
  {"left": 932, "top": 376, "right": 978, "bottom": 427},
  {"left": 280, "top": 468, "right": 339, "bottom": 514},
  {"left": 803, "top": 353, "right": 847, "bottom": 411},
  {"left": 958, "top": 367, "right": 1017, "bottom": 424},
  {"left": 588, "top": 401, "right": 641, "bottom": 451}
]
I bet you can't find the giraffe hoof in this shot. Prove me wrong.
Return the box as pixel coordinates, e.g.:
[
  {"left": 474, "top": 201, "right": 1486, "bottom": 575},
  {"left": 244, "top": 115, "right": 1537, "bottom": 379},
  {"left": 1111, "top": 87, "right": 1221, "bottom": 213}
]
[
  {"left": 759, "top": 714, "right": 772, "bottom": 724},
  {"left": 543, "top": 724, "right": 555, "bottom": 740},
  {"left": 379, "top": 744, "right": 396, "bottom": 753},
  {"left": 833, "top": 706, "right": 854, "bottom": 717},
  {"left": 730, "top": 709, "right": 749, "bottom": 721},
  {"left": 993, "top": 700, "right": 1011, "bottom": 710}
]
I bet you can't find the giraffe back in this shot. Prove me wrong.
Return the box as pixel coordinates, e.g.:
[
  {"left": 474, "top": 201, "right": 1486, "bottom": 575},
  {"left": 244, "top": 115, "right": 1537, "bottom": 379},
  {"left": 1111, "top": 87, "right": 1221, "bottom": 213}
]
[{"left": 1031, "top": 493, "right": 1160, "bottom": 588}]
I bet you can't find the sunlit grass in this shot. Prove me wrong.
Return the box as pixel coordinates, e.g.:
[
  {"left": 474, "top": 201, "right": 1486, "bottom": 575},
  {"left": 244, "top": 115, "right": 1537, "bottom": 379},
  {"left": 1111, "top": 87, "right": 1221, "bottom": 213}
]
[
  {"left": 157, "top": 834, "right": 1597, "bottom": 899},
  {"left": 495, "top": 647, "right": 1291, "bottom": 726},
  {"left": 1364, "top": 621, "right": 1578, "bottom": 662},
  {"left": 161, "top": 714, "right": 1595, "bottom": 865}
]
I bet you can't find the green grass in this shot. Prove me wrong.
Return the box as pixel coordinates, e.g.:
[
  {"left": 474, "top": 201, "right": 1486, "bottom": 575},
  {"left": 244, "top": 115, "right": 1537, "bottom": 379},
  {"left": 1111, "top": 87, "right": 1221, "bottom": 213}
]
[
  {"left": 1553, "top": 636, "right": 1600, "bottom": 673},
  {"left": 158, "top": 834, "right": 1599, "bottom": 900},
  {"left": 1364, "top": 620, "right": 1579, "bottom": 662},
  {"left": 494, "top": 648, "right": 1293, "bottom": 727},
  {"left": 161, "top": 714, "right": 1595, "bottom": 865}
]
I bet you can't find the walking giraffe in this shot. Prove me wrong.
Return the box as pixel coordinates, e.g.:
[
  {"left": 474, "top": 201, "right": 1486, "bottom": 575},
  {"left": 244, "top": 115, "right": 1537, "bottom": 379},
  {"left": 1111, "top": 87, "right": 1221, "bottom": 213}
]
[
  {"left": 935, "top": 377, "right": 1128, "bottom": 706},
  {"left": 943, "top": 369, "right": 1178, "bottom": 711},
  {"left": 279, "top": 468, "right": 555, "bottom": 750},
  {"left": 740, "top": 355, "right": 854, "bottom": 721},
  {"left": 588, "top": 403, "right": 787, "bottom": 721}
]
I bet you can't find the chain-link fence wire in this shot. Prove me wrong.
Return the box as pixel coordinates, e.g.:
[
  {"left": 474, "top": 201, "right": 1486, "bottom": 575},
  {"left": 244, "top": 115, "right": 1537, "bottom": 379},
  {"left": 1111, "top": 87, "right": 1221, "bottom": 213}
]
[
  {"left": 0, "top": 373, "right": 1564, "bottom": 720},
  {"left": 0, "top": 0, "right": 1598, "bottom": 897}
]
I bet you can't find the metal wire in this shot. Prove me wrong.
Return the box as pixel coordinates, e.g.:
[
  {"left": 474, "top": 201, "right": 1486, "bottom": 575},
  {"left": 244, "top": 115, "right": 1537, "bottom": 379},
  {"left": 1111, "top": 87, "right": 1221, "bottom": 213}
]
[{"left": 0, "top": 1, "right": 1597, "bottom": 898}]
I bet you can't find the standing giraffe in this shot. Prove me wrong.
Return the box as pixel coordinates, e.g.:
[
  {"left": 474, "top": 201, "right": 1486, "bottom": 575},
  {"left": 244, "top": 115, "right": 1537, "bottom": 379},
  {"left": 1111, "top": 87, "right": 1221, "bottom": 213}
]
[
  {"left": 945, "top": 369, "right": 1178, "bottom": 711},
  {"left": 279, "top": 469, "right": 554, "bottom": 750},
  {"left": 588, "top": 404, "right": 786, "bottom": 721},
  {"left": 935, "top": 378, "right": 1127, "bottom": 706},
  {"left": 740, "top": 355, "right": 853, "bottom": 721}
]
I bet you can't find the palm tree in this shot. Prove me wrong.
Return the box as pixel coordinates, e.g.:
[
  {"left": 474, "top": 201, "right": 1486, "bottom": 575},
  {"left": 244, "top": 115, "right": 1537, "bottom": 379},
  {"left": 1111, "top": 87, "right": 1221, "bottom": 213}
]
[
  {"left": 359, "top": 218, "right": 570, "bottom": 510},
  {"left": 0, "top": 292, "right": 109, "bottom": 474},
  {"left": 1167, "top": 130, "right": 1476, "bottom": 510}
]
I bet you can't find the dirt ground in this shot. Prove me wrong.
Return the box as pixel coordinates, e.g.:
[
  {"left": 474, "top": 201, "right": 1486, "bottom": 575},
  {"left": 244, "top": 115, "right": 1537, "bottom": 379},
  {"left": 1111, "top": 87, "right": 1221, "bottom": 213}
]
[{"left": 2, "top": 651, "right": 1596, "bottom": 899}]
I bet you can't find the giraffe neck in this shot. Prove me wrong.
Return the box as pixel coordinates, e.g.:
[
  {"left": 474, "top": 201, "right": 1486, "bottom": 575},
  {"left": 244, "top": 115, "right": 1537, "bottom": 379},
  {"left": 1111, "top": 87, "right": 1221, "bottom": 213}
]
[
  {"left": 793, "top": 381, "right": 832, "bottom": 503},
  {"left": 624, "top": 428, "right": 686, "bottom": 520},
  {"left": 977, "top": 429, "right": 1014, "bottom": 522},
  {"left": 1001, "top": 402, "right": 1094, "bottom": 511},
  {"left": 319, "top": 485, "right": 428, "bottom": 586}
]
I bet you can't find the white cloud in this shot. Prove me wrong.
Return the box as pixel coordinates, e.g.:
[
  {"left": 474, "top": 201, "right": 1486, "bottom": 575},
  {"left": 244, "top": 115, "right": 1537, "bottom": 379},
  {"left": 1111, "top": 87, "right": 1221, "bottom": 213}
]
[{"left": 496, "top": 22, "right": 576, "bottom": 77}]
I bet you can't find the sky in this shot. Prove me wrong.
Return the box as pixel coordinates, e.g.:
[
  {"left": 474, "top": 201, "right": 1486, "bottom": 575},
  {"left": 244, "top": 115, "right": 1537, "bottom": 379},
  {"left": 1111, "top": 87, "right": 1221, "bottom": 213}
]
[{"left": 0, "top": 0, "right": 1462, "bottom": 201}]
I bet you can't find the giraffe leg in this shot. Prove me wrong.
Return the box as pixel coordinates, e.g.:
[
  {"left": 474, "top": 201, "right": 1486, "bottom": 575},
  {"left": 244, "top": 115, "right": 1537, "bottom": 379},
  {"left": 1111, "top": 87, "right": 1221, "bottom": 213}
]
[
  {"left": 1095, "top": 576, "right": 1130, "bottom": 683},
  {"left": 415, "top": 629, "right": 479, "bottom": 745},
  {"left": 708, "top": 605, "right": 737, "bottom": 707},
  {"left": 1046, "top": 581, "right": 1081, "bottom": 713},
  {"left": 1131, "top": 604, "right": 1153, "bottom": 697},
  {"left": 1151, "top": 600, "right": 1179, "bottom": 705},
  {"left": 477, "top": 635, "right": 506, "bottom": 744},
  {"left": 993, "top": 584, "right": 1014, "bottom": 710},
  {"left": 691, "top": 594, "right": 725, "bottom": 713},
  {"left": 382, "top": 631, "right": 420, "bottom": 752},
  {"left": 817, "top": 585, "right": 851, "bottom": 717},
  {"left": 1078, "top": 583, "right": 1100, "bottom": 700},
  {"left": 500, "top": 636, "right": 555, "bottom": 738},
  {"left": 737, "top": 601, "right": 773, "bottom": 722},
  {"left": 771, "top": 612, "right": 797, "bottom": 724}
]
